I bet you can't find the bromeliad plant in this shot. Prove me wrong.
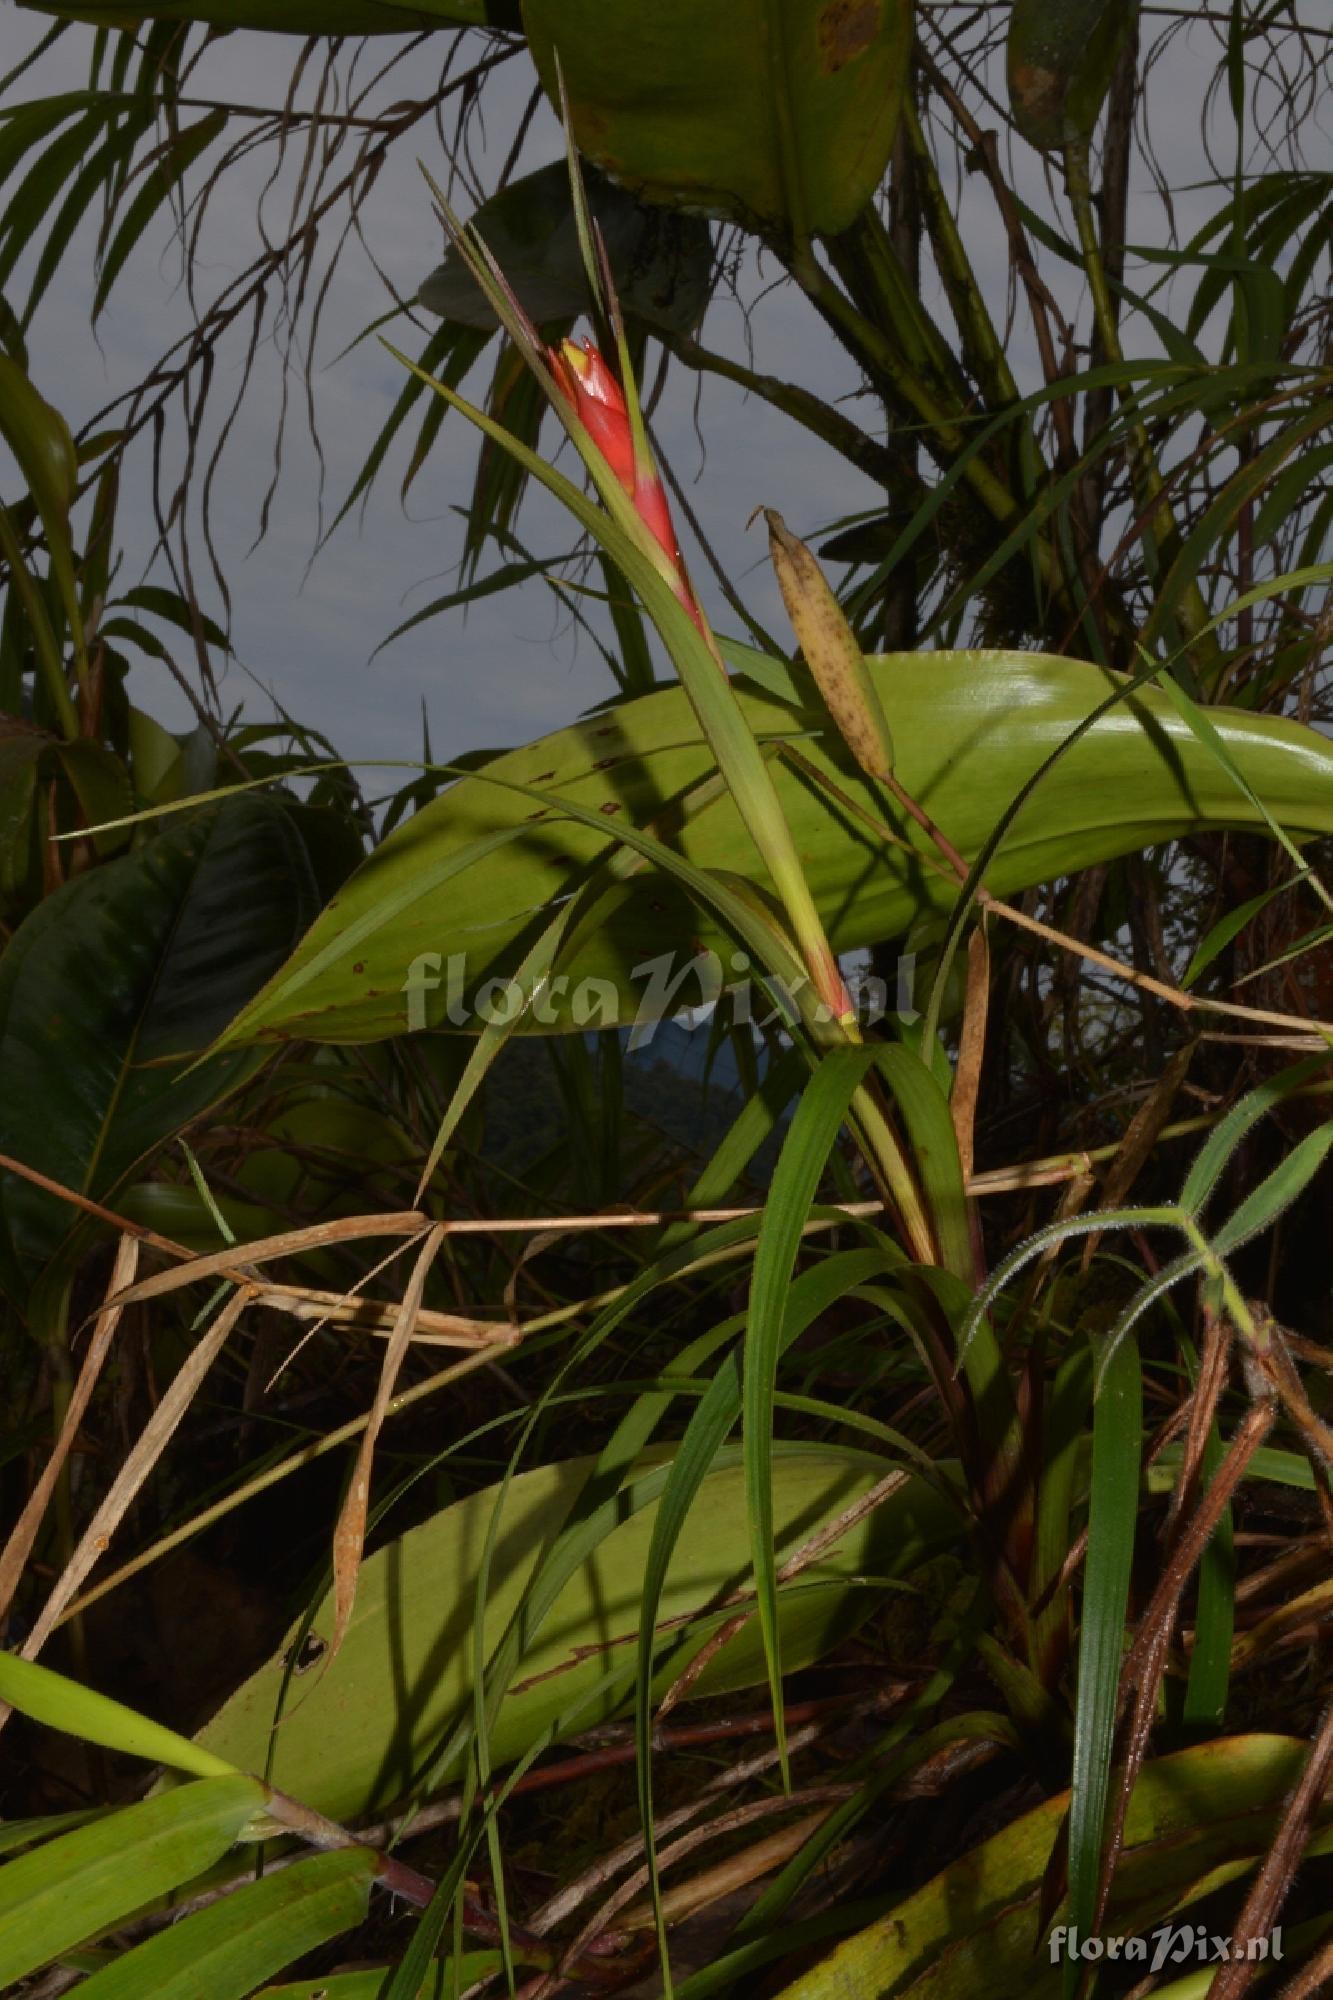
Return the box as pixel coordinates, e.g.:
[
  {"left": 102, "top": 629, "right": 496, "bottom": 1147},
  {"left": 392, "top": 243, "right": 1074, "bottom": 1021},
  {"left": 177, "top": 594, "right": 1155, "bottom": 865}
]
[
  {"left": 255, "top": 134, "right": 1328, "bottom": 1992},
  {"left": 4, "top": 8, "right": 1333, "bottom": 1999},
  {"left": 402, "top": 143, "right": 1035, "bottom": 1818}
]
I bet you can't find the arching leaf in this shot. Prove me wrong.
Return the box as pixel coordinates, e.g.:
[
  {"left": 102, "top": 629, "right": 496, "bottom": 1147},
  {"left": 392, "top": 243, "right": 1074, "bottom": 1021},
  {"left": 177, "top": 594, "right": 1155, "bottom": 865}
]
[{"left": 216, "top": 652, "right": 1333, "bottom": 1045}]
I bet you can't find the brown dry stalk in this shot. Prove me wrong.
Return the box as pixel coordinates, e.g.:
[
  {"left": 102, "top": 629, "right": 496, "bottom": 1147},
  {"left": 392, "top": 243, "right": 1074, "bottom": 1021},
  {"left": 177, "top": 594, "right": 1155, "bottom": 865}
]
[
  {"left": 251, "top": 1280, "right": 519, "bottom": 1347},
  {"left": 1242, "top": 1307, "right": 1333, "bottom": 1483},
  {"left": 0, "top": 1151, "right": 191, "bottom": 1263},
  {"left": 357, "top": 1691, "right": 884, "bottom": 1850},
  {"left": 987, "top": 895, "right": 1333, "bottom": 1040},
  {"left": 528, "top": 1717, "right": 836, "bottom": 1936},
  {"left": 1274, "top": 1928, "right": 1333, "bottom": 2000},
  {"left": 551, "top": 1790, "right": 853, "bottom": 1991},
  {"left": 1207, "top": 1701, "right": 1333, "bottom": 2000},
  {"left": 616, "top": 1805, "right": 844, "bottom": 1931},
  {"left": 655, "top": 1467, "right": 911, "bottom": 1722},
  {"left": 1230, "top": 1576, "right": 1333, "bottom": 1673},
  {"left": 1162, "top": 1308, "right": 1232, "bottom": 1545},
  {"left": 0, "top": 1286, "right": 252, "bottom": 1733},
  {"left": 951, "top": 922, "right": 991, "bottom": 1182},
  {"left": 107, "top": 1210, "right": 431, "bottom": 1306},
  {"left": 0, "top": 1234, "right": 139, "bottom": 1625},
  {"left": 1094, "top": 1393, "right": 1278, "bottom": 1930},
  {"left": 782, "top": 744, "right": 1333, "bottom": 1045},
  {"left": 1080, "top": 1043, "right": 1196, "bottom": 1273},
  {"left": 330, "top": 1223, "right": 447, "bottom": 1663}
]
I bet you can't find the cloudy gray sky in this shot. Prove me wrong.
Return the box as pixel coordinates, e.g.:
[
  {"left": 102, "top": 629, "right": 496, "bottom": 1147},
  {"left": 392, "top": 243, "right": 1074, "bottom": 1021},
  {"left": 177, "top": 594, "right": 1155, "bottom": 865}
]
[{"left": 0, "top": 4, "right": 1317, "bottom": 784}]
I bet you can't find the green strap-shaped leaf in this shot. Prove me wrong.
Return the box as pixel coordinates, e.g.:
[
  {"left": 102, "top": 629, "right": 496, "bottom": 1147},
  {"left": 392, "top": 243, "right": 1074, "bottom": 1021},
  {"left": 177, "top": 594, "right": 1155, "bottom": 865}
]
[
  {"left": 92, "top": 108, "right": 226, "bottom": 318},
  {"left": 1065, "top": 1328, "right": 1142, "bottom": 1984},
  {"left": 1210, "top": 1122, "right": 1333, "bottom": 1257},
  {"left": 257, "top": 1962, "right": 502, "bottom": 2000},
  {"left": 1180, "top": 1054, "right": 1330, "bottom": 1219},
  {"left": 0, "top": 1775, "right": 265, "bottom": 1990},
  {"left": 0, "top": 1647, "right": 241, "bottom": 1776},
  {"left": 633, "top": 1246, "right": 944, "bottom": 1970},
  {"left": 15, "top": 103, "right": 155, "bottom": 325},
  {"left": 745, "top": 1047, "right": 880, "bottom": 1779},
  {"left": 72, "top": 1847, "right": 376, "bottom": 2000}
]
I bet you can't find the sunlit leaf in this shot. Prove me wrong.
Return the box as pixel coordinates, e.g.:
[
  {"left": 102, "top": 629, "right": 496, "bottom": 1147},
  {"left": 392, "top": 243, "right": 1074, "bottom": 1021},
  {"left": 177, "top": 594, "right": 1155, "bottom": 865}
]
[
  {"left": 194, "top": 1445, "right": 958, "bottom": 1823},
  {"left": 72, "top": 1847, "right": 376, "bottom": 2000},
  {"left": 216, "top": 654, "right": 1333, "bottom": 1043},
  {"left": 0, "top": 1776, "right": 264, "bottom": 1990}
]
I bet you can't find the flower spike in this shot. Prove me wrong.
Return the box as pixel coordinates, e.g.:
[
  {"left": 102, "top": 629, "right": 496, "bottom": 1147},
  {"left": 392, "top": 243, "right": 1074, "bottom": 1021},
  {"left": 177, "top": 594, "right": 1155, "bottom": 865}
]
[{"left": 549, "top": 335, "right": 700, "bottom": 631}]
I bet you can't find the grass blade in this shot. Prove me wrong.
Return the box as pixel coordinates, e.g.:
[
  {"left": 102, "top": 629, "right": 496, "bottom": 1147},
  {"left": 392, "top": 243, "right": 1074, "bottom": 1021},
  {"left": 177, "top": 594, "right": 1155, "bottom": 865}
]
[{"left": 1065, "top": 1329, "right": 1142, "bottom": 1983}]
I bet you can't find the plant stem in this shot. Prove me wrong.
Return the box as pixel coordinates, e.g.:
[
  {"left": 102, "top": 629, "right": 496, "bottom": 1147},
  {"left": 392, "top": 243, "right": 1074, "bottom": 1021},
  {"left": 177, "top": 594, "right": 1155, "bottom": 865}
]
[
  {"left": 1064, "top": 136, "right": 1222, "bottom": 677},
  {"left": 0, "top": 505, "right": 79, "bottom": 740},
  {"left": 901, "top": 98, "right": 1021, "bottom": 412},
  {"left": 790, "top": 251, "right": 1070, "bottom": 610},
  {"left": 661, "top": 331, "right": 916, "bottom": 494}
]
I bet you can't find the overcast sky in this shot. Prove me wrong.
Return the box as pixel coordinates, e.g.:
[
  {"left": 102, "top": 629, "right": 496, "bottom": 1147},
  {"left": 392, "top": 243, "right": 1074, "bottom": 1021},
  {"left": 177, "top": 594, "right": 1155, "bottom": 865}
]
[{"left": 0, "top": 5, "right": 1318, "bottom": 785}]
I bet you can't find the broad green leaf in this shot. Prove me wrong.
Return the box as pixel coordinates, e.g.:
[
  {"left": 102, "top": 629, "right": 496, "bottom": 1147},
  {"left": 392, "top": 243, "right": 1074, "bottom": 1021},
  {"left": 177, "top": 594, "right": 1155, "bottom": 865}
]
[
  {"left": 127, "top": 701, "right": 189, "bottom": 800},
  {"left": 420, "top": 158, "right": 711, "bottom": 335},
  {"left": 194, "top": 1445, "right": 958, "bottom": 1824},
  {"left": 1151, "top": 661, "right": 1331, "bottom": 907},
  {"left": 216, "top": 654, "right": 1333, "bottom": 1045},
  {"left": 0, "top": 795, "right": 319, "bottom": 1306},
  {"left": 776, "top": 1735, "right": 1321, "bottom": 1998},
  {"left": 1007, "top": 0, "right": 1140, "bottom": 151},
  {"left": 522, "top": 0, "right": 913, "bottom": 238},
  {"left": 73, "top": 1847, "right": 376, "bottom": 2000},
  {"left": 0, "top": 1648, "right": 240, "bottom": 1777},
  {"left": 0, "top": 1775, "right": 265, "bottom": 1990}
]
